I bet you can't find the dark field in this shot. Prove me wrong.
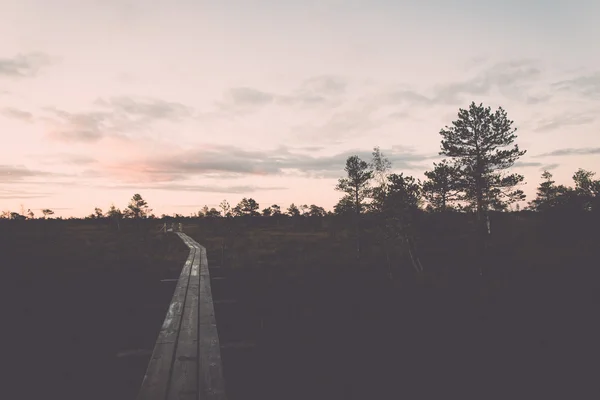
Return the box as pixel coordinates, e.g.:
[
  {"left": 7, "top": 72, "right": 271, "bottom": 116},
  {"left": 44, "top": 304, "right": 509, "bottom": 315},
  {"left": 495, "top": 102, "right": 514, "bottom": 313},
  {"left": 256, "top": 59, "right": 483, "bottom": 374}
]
[
  {"left": 2, "top": 220, "right": 189, "bottom": 400},
  {"left": 2, "top": 212, "right": 600, "bottom": 399}
]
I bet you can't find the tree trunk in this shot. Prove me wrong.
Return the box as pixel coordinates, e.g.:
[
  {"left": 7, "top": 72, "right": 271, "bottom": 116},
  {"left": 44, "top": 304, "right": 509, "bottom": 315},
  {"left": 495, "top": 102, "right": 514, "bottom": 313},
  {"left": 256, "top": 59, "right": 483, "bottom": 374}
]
[
  {"left": 405, "top": 234, "right": 423, "bottom": 274},
  {"left": 475, "top": 207, "right": 487, "bottom": 277},
  {"left": 355, "top": 189, "right": 361, "bottom": 259},
  {"left": 475, "top": 174, "right": 487, "bottom": 277},
  {"left": 385, "top": 242, "right": 393, "bottom": 281}
]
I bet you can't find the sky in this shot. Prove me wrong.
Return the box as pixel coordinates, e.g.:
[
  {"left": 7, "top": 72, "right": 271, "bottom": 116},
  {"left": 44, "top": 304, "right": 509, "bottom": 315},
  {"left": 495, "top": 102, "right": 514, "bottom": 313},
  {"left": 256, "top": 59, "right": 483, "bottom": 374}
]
[{"left": 1, "top": 0, "right": 599, "bottom": 218}]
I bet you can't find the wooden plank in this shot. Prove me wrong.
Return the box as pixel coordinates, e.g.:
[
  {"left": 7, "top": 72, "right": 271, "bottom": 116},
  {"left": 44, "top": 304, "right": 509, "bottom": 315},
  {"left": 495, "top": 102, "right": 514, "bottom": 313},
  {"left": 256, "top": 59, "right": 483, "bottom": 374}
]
[
  {"left": 199, "top": 276, "right": 216, "bottom": 323},
  {"left": 137, "top": 342, "right": 177, "bottom": 400},
  {"left": 199, "top": 332, "right": 227, "bottom": 399},
  {"left": 137, "top": 244, "right": 196, "bottom": 399},
  {"left": 158, "top": 248, "right": 195, "bottom": 344},
  {"left": 167, "top": 248, "right": 201, "bottom": 400},
  {"left": 196, "top": 241, "right": 228, "bottom": 399}
]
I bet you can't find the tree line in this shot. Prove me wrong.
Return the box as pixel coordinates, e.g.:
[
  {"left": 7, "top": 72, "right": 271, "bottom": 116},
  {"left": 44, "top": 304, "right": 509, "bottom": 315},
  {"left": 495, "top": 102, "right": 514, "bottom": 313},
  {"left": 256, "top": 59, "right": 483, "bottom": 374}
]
[
  {"left": 2, "top": 103, "right": 598, "bottom": 227},
  {"left": 331, "top": 102, "right": 599, "bottom": 272}
]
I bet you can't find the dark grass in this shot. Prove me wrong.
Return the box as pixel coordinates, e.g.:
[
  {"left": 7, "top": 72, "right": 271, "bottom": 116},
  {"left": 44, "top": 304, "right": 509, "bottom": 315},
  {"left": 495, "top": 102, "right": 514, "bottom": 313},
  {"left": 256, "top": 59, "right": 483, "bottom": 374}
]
[
  {"left": 1, "top": 220, "right": 189, "bottom": 400},
  {"left": 186, "top": 212, "right": 600, "bottom": 400}
]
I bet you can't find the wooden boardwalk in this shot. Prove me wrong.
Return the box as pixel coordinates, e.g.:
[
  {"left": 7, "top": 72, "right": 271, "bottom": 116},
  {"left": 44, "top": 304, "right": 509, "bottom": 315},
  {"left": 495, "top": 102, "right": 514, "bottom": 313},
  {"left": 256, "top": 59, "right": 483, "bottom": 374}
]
[{"left": 137, "top": 232, "right": 227, "bottom": 400}]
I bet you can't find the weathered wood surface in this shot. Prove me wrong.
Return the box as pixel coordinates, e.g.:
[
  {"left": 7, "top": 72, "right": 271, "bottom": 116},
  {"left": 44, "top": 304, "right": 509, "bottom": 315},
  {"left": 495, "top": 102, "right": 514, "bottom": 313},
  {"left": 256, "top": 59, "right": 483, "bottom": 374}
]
[{"left": 137, "top": 232, "right": 227, "bottom": 400}]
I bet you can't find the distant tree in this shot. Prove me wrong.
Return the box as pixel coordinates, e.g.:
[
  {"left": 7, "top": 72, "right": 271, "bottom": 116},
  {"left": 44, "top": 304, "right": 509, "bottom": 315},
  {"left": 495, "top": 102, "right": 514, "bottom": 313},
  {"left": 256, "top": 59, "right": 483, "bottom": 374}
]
[
  {"left": 528, "top": 171, "right": 561, "bottom": 211},
  {"left": 370, "top": 146, "right": 392, "bottom": 188},
  {"left": 422, "top": 160, "right": 461, "bottom": 212},
  {"left": 336, "top": 155, "right": 373, "bottom": 257},
  {"left": 262, "top": 207, "right": 272, "bottom": 217},
  {"left": 42, "top": 209, "right": 54, "bottom": 219},
  {"left": 197, "top": 211, "right": 205, "bottom": 218},
  {"left": 11, "top": 212, "right": 26, "bottom": 221},
  {"left": 244, "top": 198, "right": 260, "bottom": 216},
  {"left": 308, "top": 204, "right": 326, "bottom": 217},
  {"left": 298, "top": 204, "right": 309, "bottom": 216},
  {"left": 0, "top": 210, "right": 10, "bottom": 219},
  {"left": 219, "top": 200, "right": 231, "bottom": 217},
  {"left": 287, "top": 203, "right": 301, "bottom": 217},
  {"left": 380, "top": 173, "right": 424, "bottom": 274},
  {"left": 106, "top": 204, "right": 123, "bottom": 230},
  {"left": 270, "top": 204, "right": 282, "bottom": 216},
  {"left": 572, "top": 168, "right": 600, "bottom": 211},
  {"left": 205, "top": 208, "right": 221, "bottom": 218},
  {"left": 384, "top": 174, "right": 422, "bottom": 211},
  {"left": 336, "top": 155, "right": 373, "bottom": 215},
  {"left": 369, "top": 146, "right": 393, "bottom": 213},
  {"left": 232, "top": 204, "right": 243, "bottom": 217},
  {"left": 107, "top": 205, "right": 122, "bottom": 218},
  {"left": 333, "top": 195, "right": 355, "bottom": 215},
  {"left": 124, "top": 194, "right": 152, "bottom": 218},
  {"left": 94, "top": 207, "right": 103, "bottom": 219},
  {"left": 235, "top": 198, "right": 260, "bottom": 216},
  {"left": 439, "top": 102, "right": 526, "bottom": 271},
  {"left": 27, "top": 209, "right": 35, "bottom": 219}
]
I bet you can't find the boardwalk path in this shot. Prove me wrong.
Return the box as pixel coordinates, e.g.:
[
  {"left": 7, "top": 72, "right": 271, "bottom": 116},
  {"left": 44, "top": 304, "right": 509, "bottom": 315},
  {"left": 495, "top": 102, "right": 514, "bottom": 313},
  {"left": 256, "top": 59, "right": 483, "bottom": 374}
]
[{"left": 137, "top": 232, "right": 227, "bottom": 400}]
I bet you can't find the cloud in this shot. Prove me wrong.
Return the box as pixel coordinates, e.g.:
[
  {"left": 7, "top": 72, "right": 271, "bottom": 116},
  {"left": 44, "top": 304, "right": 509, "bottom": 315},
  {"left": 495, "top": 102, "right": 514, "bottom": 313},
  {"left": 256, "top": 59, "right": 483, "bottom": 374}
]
[
  {"left": 378, "top": 59, "right": 543, "bottom": 108},
  {"left": 0, "top": 190, "right": 52, "bottom": 200},
  {"left": 217, "top": 75, "right": 348, "bottom": 113},
  {"left": 100, "top": 182, "right": 287, "bottom": 194},
  {"left": 0, "top": 52, "right": 54, "bottom": 78},
  {"left": 433, "top": 59, "right": 542, "bottom": 105},
  {"left": 526, "top": 94, "right": 552, "bottom": 104},
  {"left": 534, "top": 112, "right": 596, "bottom": 132},
  {"left": 514, "top": 161, "right": 544, "bottom": 168},
  {"left": 298, "top": 75, "right": 346, "bottom": 96},
  {"left": 388, "top": 109, "right": 409, "bottom": 118},
  {"left": 315, "top": 111, "right": 377, "bottom": 140},
  {"left": 295, "top": 145, "right": 326, "bottom": 152},
  {"left": 540, "top": 163, "right": 560, "bottom": 171},
  {"left": 95, "top": 96, "right": 193, "bottom": 120},
  {"left": 534, "top": 147, "right": 600, "bottom": 157},
  {"left": 552, "top": 72, "right": 600, "bottom": 98},
  {"left": 43, "top": 108, "right": 110, "bottom": 142},
  {"left": 281, "top": 75, "right": 347, "bottom": 108},
  {"left": 230, "top": 87, "right": 274, "bottom": 105},
  {"left": 0, "top": 165, "right": 66, "bottom": 183},
  {"left": 103, "top": 145, "right": 433, "bottom": 182},
  {"left": 385, "top": 89, "right": 431, "bottom": 105},
  {"left": 29, "top": 153, "right": 97, "bottom": 166},
  {"left": 43, "top": 96, "right": 194, "bottom": 142},
  {"left": 1, "top": 107, "right": 33, "bottom": 122}
]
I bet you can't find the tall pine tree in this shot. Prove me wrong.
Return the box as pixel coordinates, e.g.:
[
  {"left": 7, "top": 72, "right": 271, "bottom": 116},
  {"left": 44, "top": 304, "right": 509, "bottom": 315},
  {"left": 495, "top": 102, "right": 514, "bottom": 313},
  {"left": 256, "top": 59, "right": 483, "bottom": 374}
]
[
  {"left": 528, "top": 170, "right": 559, "bottom": 211},
  {"left": 439, "top": 102, "right": 526, "bottom": 274},
  {"left": 422, "top": 159, "right": 461, "bottom": 212},
  {"left": 336, "top": 155, "right": 373, "bottom": 257},
  {"left": 440, "top": 102, "right": 526, "bottom": 220}
]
